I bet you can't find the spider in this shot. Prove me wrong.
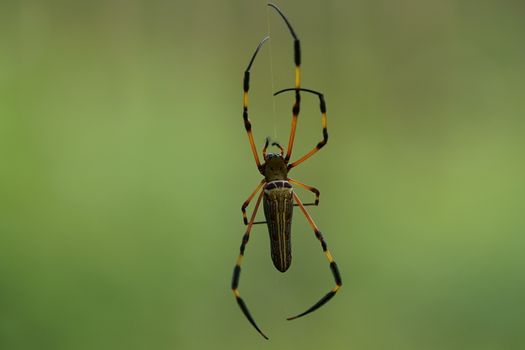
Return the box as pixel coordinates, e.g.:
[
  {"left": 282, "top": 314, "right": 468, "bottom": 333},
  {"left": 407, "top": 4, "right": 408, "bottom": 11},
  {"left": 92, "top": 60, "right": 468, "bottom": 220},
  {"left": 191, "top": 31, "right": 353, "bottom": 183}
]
[{"left": 231, "top": 3, "right": 342, "bottom": 339}]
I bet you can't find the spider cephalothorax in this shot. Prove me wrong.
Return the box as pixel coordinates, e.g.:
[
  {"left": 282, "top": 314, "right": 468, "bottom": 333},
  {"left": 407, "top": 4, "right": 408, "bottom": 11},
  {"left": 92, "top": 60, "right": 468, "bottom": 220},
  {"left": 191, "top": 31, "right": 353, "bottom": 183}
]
[{"left": 262, "top": 153, "right": 288, "bottom": 182}]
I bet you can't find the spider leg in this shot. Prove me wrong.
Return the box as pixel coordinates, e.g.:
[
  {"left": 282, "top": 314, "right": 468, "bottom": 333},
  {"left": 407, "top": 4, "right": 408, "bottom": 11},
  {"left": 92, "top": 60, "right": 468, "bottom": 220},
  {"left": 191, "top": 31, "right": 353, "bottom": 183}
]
[
  {"left": 241, "top": 179, "right": 266, "bottom": 225},
  {"left": 231, "top": 190, "right": 269, "bottom": 339},
  {"left": 268, "top": 3, "right": 302, "bottom": 163},
  {"left": 289, "top": 178, "right": 320, "bottom": 206},
  {"left": 288, "top": 192, "right": 342, "bottom": 321},
  {"left": 243, "top": 36, "right": 269, "bottom": 173},
  {"left": 274, "top": 88, "right": 328, "bottom": 171}
]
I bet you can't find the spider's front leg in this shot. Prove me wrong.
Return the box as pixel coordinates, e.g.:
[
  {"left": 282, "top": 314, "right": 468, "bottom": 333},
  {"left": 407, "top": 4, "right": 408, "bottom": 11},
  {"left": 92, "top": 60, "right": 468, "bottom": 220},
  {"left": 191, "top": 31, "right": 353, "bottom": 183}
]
[
  {"left": 242, "top": 36, "right": 268, "bottom": 174},
  {"left": 273, "top": 88, "right": 328, "bottom": 171},
  {"left": 268, "top": 3, "right": 303, "bottom": 164}
]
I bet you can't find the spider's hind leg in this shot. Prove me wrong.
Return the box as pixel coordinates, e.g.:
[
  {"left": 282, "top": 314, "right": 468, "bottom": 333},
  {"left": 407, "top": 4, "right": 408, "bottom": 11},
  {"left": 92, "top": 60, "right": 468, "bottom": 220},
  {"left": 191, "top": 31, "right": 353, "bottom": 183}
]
[
  {"left": 232, "top": 190, "right": 269, "bottom": 339},
  {"left": 287, "top": 192, "right": 342, "bottom": 320}
]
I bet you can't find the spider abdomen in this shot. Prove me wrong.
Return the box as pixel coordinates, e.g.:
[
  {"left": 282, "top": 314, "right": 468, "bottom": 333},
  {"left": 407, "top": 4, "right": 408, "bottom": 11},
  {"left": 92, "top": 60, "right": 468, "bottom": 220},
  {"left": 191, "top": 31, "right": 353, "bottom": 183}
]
[{"left": 263, "top": 180, "right": 294, "bottom": 272}]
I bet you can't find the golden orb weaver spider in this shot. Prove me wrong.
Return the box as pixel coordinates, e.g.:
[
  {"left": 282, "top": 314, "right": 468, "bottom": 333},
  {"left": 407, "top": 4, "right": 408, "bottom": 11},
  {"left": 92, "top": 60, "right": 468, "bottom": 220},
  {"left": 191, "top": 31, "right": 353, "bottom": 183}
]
[{"left": 231, "top": 3, "right": 342, "bottom": 339}]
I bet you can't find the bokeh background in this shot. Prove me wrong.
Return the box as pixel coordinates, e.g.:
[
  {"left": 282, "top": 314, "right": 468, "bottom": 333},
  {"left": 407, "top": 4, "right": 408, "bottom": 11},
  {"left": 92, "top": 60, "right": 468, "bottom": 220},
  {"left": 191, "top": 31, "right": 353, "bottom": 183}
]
[{"left": 1, "top": 0, "right": 524, "bottom": 349}]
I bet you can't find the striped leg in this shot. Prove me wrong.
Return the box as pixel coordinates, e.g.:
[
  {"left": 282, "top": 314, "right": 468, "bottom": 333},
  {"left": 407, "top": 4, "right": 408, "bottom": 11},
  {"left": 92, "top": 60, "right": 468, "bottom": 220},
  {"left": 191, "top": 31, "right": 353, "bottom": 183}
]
[
  {"left": 289, "top": 178, "right": 320, "bottom": 206},
  {"left": 231, "top": 190, "right": 269, "bottom": 339},
  {"left": 241, "top": 179, "right": 266, "bottom": 225},
  {"left": 274, "top": 88, "right": 328, "bottom": 171},
  {"left": 243, "top": 36, "right": 269, "bottom": 173},
  {"left": 288, "top": 192, "right": 342, "bottom": 320},
  {"left": 268, "top": 3, "right": 302, "bottom": 163},
  {"left": 284, "top": 89, "right": 301, "bottom": 163}
]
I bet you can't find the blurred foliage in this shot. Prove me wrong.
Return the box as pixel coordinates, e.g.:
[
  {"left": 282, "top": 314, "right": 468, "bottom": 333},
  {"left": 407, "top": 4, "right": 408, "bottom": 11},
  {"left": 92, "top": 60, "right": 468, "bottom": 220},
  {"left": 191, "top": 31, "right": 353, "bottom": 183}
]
[{"left": 1, "top": 0, "right": 524, "bottom": 349}]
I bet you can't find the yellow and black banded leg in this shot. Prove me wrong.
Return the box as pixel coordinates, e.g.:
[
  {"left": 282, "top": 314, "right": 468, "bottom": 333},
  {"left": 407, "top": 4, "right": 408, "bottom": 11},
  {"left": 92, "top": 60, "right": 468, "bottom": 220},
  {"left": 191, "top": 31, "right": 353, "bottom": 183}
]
[
  {"left": 241, "top": 179, "right": 266, "bottom": 225},
  {"left": 232, "top": 190, "right": 269, "bottom": 339},
  {"left": 288, "top": 192, "right": 342, "bottom": 321},
  {"left": 243, "top": 36, "right": 269, "bottom": 173},
  {"left": 289, "top": 178, "right": 320, "bottom": 206},
  {"left": 284, "top": 90, "right": 301, "bottom": 163},
  {"left": 274, "top": 88, "right": 328, "bottom": 171},
  {"left": 268, "top": 3, "right": 302, "bottom": 163}
]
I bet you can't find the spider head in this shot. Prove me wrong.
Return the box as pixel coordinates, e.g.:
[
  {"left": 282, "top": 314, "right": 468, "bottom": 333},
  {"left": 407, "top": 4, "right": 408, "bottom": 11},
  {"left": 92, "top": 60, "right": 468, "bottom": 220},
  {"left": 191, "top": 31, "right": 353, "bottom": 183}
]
[{"left": 263, "top": 153, "right": 288, "bottom": 182}]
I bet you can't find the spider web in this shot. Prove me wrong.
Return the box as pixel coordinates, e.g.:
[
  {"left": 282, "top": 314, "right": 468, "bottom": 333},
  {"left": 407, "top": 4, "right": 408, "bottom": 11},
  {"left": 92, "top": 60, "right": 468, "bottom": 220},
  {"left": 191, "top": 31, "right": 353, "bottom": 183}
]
[{"left": 265, "top": 4, "right": 278, "bottom": 141}]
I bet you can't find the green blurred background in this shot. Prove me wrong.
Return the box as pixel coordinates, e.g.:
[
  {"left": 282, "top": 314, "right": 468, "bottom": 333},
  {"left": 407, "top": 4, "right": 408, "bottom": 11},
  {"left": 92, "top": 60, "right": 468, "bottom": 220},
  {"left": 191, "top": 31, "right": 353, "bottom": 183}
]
[{"left": 1, "top": 0, "right": 524, "bottom": 349}]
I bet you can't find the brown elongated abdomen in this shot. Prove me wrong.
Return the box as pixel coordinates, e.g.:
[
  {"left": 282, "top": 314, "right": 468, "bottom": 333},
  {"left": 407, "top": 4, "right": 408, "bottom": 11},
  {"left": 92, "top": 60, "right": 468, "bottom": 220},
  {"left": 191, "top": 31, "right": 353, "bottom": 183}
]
[{"left": 263, "top": 180, "right": 293, "bottom": 272}]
